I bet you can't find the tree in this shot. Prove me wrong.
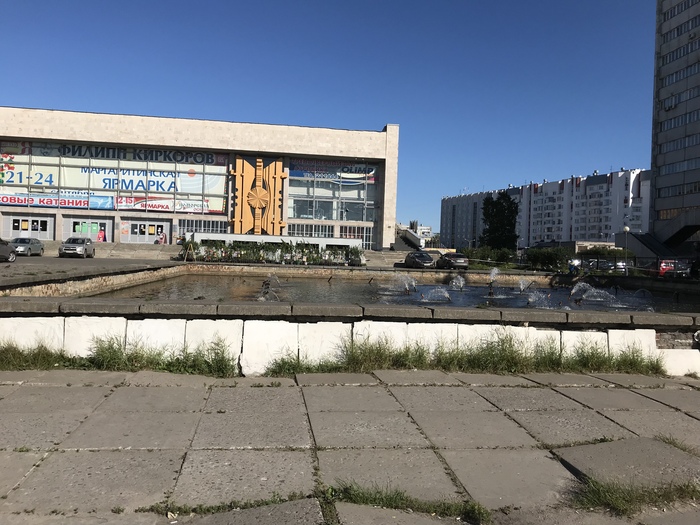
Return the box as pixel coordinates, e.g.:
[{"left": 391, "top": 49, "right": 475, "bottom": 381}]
[{"left": 479, "top": 191, "right": 518, "bottom": 249}]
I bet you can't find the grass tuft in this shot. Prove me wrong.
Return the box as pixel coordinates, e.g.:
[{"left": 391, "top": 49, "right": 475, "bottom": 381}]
[
  {"left": 655, "top": 434, "right": 700, "bottom": 457},
  {"left": 572, "top": 477, "right": 700, "bottom": 517},
  {"left": 0, "top": 336, "right": 240, "bottom": 378},
  {"left": 281, "top": 331, "right": 666, "bottom": 377},
  {"left": 329, "top": 480, "right": 491, "bottom": 524}
]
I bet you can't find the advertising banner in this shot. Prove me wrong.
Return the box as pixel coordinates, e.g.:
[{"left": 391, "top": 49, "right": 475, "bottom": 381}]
[
  {"left": 0, "top": 141, "right": 228, "bottom": 214},
  {"left": 289, "top": 158, "right": 376, "bottom": 185}
]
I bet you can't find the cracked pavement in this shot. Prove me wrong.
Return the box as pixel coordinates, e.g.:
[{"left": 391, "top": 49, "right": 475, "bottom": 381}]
[{"left": 1, "top": 370, "right": 700, "bottom": 524}]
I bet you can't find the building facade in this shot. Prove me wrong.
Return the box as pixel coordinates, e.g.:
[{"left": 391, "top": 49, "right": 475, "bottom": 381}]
[
  {"left": 440, "top": 169, "right": 650, "bottom": 250},
  {"left": 0, "top": 108, "right": 399, "bottom": 250},
  {"left": 652, "top": 0, "right": 700, "bottom": 244}
]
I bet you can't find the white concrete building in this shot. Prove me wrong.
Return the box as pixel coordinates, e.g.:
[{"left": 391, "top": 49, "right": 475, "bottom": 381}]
[
  {"left": 441, "top": 169, "right": 651, "bottom": 250},
  {"left": 0, "top": 107, "right": 398, "bottom": 250}
]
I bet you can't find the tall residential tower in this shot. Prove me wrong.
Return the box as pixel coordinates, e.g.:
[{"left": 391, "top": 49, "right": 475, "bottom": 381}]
[{"left": 652, "top": 0, "right": 700, "bottom": 245}]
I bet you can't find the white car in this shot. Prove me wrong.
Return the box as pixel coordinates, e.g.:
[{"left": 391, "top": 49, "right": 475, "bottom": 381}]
[{"left": 59, "top": 237, "right": 96, "bottom": 258}]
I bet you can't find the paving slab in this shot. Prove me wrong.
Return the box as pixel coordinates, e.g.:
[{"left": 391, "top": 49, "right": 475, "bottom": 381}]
[
  {"left": 303, "top": 386, "right": 403, "bottom": 412},
  {"left": 604, "top": 410, "right": 700, "bottom": 448},
  {"left": 0, "top": 450, "right": 182, "bottom": 514},
  {"left": 213, "top": 377, "right": 296, "bottom": 387},
  {"left": 0, "top": 386, "right": 111, "bottom": 413},
  {"left": 473, "top": 386, "right": 582, "bottom": 411},
  {"left": 442, "top": 449, "right": 576, "bottom": 510},
  {"left": 631, "top": 388, "right": 700, "bottom": 412},
  {"left": 23, "top": 370, "right": 130, "bottom": 387},
  {"left": 409, "top": 411, "right": 538, "bottom": 449},
  {"left": 204, "top": 386, "right": 306, "bottom": 413},
  {"left": 335, "top": 502, "right": 449, "bottom": 525},
  {"left": 192, "top": 412, "right": 312, "bottom": 449},
  {"left": 490, "top": 507, "right": 631, "bottom": 525},
  {"left": 452, "top": 373, "right": 538, "bottom": 386},
  {"left": 672, "top": 376, "right": 700, "bottom": 389},
  {"left": 523, "top": 373, "right": 614, "bottom": 387},
  {"left": 389, "top": 386, "right": 496, "bottom": 412},
  {"left": 175, "top": 499, "right": 324, "bottom": 525},
  {"left": 125, "top": 371, "right": 217, "bottom": 388},
  {"left": 588, "top": 374, "right": 685, "bottom": 389},
  {"left": 97, "top": 386, "right": 208, "bottom": 412},
  {"left": 0, "top": 412, "right": 85, "bottom": 449},
  {"left": 318, "top": 449, "right": 461, "bottom": 501},
  {"left": 0, "top": 384, "right": 20, "bottom": 398},
  {"left": 554, "top": 387, "right": 671, "bottom": 411},
  {"left": 171, "top": 450, "right": 315, "bottom": 506},
  {"left": 0, "top": 450, "right": 44, "bottom": 495},
  {"left": 509, "top": 409, "right": 635, "bottom": 447},
  {"left": 638, "top": 505, "right": 700, "bottom": 525},
  {"left": 295, "top": 373, "right": 377, "bottom": 385},
  {"left": 308, "top": 411, "right": 428, "bottom": 448},
  {"left": 554, "top": 437, "right": 700, "bottom": 486},
  {"left": 0, "top": 514, "right": 165, "bottom": 525},
  {"left": 372, "top": 369, "right": 461, "bottom": 385},
  {"left": 61, "top": 411, "right": 200, "bottom": 449},
  {"left": 0, "top": 371, "right": 45, "bottom": 385}
]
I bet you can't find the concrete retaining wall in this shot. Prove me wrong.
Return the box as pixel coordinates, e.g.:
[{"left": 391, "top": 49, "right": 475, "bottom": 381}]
[
  {"left": 1, "top": 309, "right": 699, "bottom": 377},
  {"left": 2, "top": 266, "right": 699, "bottom": 377}
]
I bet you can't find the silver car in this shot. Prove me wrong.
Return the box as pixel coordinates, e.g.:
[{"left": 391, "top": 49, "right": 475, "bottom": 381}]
[
  {"left": 10, "top": 237, "right": 45, "bottom": 256},
  {"left": 59, "top": 237, "right": 96, "bottom": 258}
]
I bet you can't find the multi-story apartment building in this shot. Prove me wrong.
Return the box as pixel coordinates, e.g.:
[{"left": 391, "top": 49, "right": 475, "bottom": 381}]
[
  {"left": 440, "top": 169, "right": 650, "bottom": 250},
  {"left": 652, "top": 0, "right": 700, "bottom": 245}
]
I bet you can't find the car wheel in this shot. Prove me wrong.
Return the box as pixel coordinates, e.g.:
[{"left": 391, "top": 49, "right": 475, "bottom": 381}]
[
  {"left": 39, "top": 249, "right": 44, "bottom": 256},
  {"left": 90, "top": 250, "right": 95, "bottom": 258},
  {"left": 81, "top": 250, "right": 87, "bottom": 258},
  {"left": 26, "top": 249, "right": 31, "bottom": 257},
  {"left": 8, "top": 252, "right": 16, "bottom": 263}
]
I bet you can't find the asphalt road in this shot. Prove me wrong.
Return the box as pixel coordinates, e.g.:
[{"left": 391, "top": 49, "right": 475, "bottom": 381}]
[{"left": 0, "top": 254, "right": 178, "bottom": 288}]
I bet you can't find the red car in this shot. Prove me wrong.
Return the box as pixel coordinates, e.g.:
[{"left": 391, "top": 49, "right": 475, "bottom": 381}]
[{"left": 658, "top": 260, "right": 690, "bottom": 278}]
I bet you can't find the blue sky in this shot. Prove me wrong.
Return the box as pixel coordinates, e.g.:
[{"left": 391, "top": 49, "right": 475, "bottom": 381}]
[{"left": 2, "top": 0, "right": 655, "bottom": 231}]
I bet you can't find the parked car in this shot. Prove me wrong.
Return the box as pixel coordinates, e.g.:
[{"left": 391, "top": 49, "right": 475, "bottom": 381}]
[
  {"left": 0, "top": 237, "right": 17, "bottom": 262},
  {"left": 658, "top": 259, "right": 690, "bottom": 278},
  {"left": 404, "top": 250, "right": 434, "bottom": 268},
  {"left": 9, "top": 237, "right": 45, "bottom": 256},
  {"left": 58, "top": 237, "right": 96, "bottom": 258},
  {"left": 435, "top": 252, "right": 469, "bottom": 270}
]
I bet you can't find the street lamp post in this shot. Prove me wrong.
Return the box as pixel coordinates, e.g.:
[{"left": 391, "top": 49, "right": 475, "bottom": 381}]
[{"left": 623, "top": 226, "right": 630, "bottom": 276}]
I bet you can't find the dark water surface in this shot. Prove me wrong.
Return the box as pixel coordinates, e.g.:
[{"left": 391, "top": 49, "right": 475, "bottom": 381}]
[{"left": 97, "top": 273, "right": 700, "bottom": 312}]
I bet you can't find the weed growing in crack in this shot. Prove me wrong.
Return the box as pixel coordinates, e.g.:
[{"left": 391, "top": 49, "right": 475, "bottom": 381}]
[
  {"left": 655, "top": 434, "right": 700, "bottom": 457},
  {"left": 325, "top": 480, "right": 491, "bottom": 524},
  {"left": 572, "top": 477, "right": 700, "bottom": 516}
]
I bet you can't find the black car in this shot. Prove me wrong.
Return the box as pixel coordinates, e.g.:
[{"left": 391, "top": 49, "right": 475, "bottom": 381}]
[
  {"left": 435, "top": 252, "right": 469, "bottom": 270},
  {"left": 0, "top": 237, "right": 17, "bottom": 262},
  {"left": 404, "top": 251, "right": 434, "bottom": 268}
]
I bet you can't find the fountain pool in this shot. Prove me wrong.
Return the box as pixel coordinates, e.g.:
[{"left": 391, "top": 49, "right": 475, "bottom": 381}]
[{"left": 95, "top": 272, "right": 700, "bottom": 313}]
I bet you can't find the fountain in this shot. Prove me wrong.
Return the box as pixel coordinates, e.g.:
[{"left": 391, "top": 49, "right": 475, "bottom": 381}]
[
  {"left": 88, "top": 266, "right": 700, "bottom": 313},
  {"left": 449, "top": 275, "right": 466, "bottom": 291}
]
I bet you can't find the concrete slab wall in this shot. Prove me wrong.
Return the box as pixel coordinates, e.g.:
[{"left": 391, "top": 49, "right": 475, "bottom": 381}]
[{"left": 1, "top": 315, "right": 698, "bottom": 377}]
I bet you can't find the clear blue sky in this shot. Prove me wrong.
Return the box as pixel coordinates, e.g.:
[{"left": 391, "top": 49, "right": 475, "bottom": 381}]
[{"left": 3, "top": 0, "right": 656, "bottom": 231}]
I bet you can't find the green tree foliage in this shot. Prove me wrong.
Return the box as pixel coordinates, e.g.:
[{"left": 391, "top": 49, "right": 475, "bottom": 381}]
[
  {"left": 525, "top": 247, "right": 573, "bottom": 271},
  {"left": 479, "top": 191, "right": 518, "bottom": 249}
]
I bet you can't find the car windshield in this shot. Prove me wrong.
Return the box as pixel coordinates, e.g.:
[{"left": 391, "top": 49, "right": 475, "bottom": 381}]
[
  {"left": 414, "top": 252, "right": 431, "bottom": 260},
  {"left": 11, "top": 238, "right": 30, "bottom": 244},
  {"left": 445, "top": 253, "right": 463, "bottom": 259},
  {"left": 65, "top": 238, "right": 85, "bottom": 244}
]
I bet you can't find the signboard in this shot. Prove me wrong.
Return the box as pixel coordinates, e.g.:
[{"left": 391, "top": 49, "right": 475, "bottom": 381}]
[
  {"left": 0, "top": 141, "right": 228, "bottom": 214},
  {"left": 289, "top": 158, "right": 376, "bottom": 185}
]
